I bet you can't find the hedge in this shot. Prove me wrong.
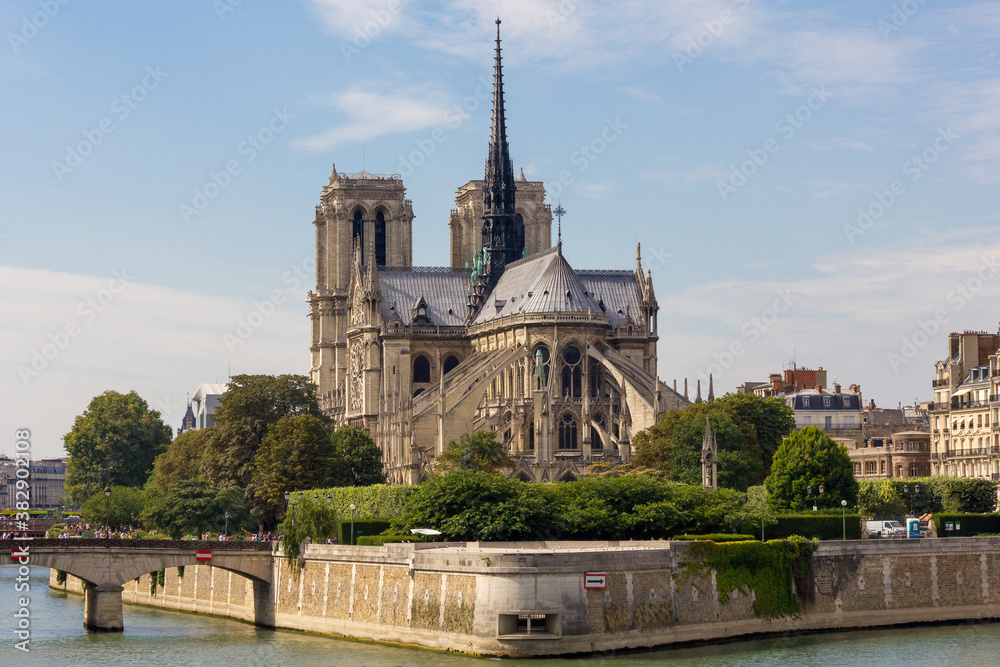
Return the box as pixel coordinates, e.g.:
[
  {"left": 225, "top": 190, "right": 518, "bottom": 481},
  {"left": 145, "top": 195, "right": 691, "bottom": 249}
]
[
  {"left": 671, "top": 534, "right": 755, "bottom": 543},
  {"left": 933, "top": 513, "right": 1000, "bottom": 537},
  {"left": 858, "top": 477, "right": 997, "bottom": 516},
  {"left": 339, "top": 521, "right": 391, "bottom": 545},
  {"left": 300, "top": 485, "right": 416, "bottom": 522},
  {"left": 752, "top": 514, "right": 862, "bottom": 541},
  {"left": 356, "top": 535, "right": 422, "bottom": 546}
]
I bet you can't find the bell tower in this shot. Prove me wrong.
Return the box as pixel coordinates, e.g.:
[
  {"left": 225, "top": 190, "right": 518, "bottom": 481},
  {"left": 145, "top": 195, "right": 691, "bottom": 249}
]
[{"left": 309, "top": 166, "right": 413, "bottom": 418}]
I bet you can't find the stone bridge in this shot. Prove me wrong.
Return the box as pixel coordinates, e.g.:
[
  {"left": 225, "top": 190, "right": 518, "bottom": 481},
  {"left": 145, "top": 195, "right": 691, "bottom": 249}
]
[{"left": 4, "top": 539, "right": 274, "bottom": 631}]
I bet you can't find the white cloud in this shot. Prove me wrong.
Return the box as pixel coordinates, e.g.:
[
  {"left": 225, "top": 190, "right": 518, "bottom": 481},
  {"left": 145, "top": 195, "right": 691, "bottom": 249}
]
[
  {"left": 294, "top": 87, "right": 451, "bottom": 151},
  {"left": 0, "top": 267, "right": 308, "bottom": 459}
]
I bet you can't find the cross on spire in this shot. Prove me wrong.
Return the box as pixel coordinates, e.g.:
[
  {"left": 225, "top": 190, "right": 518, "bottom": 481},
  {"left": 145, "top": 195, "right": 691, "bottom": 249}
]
[{"left": 553, "top": 201, "right": 566, "bottom": 246}]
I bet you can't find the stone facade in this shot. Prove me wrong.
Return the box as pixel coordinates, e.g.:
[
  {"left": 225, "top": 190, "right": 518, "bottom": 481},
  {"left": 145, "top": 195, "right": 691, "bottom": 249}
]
[{"left": 849, "top": 431, "right": 931, "bottom": 479}]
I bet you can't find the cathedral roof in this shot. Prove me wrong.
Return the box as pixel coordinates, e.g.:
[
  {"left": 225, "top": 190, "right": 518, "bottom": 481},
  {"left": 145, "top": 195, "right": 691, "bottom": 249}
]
[
  {"left": 378, "top": 267, "right": 471, "bottom": 327},
  {"left": 578, "top": 271, "right": 643, "bottom": 328},
  {"left": 473, "top": 246, "right": 604, "bottom": 324}
]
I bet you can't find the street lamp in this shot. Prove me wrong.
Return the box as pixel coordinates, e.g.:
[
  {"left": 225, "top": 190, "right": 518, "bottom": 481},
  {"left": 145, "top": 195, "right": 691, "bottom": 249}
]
[
  {"left": 349, "top": 503, "right": 357, "bottom": 545},
  {"left": 841, "top": 499, "right": 848, "bottom": 540},
  {"left": 224, "top": 511, "right": 229, "bottom": 536},
  {"left": 806, "top": 484, "right": 825, "bottom": 511},
  {"left": 104, "top": 485, "right": 111, "bottom": 539},
  {"left": 904, "top": 484, "right": 920, "bottom": 516}
]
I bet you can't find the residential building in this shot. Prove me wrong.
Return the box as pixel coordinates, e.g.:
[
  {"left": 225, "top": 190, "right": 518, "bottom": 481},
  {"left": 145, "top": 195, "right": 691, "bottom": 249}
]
[
  {"left": 0, "top": 457, "right": 67, "bottom": 509},
  {"left": 849, "top": 431, "right": 931, "bottom": 480},
  {"left": 783, "top": 384, "right": 863, "bottom": 432},
  {"left": 191, "top": 383, "right": 226, "bottom": 430},
  {"left": 929, "top": 330, "right": 1000, "bottom": 479}
]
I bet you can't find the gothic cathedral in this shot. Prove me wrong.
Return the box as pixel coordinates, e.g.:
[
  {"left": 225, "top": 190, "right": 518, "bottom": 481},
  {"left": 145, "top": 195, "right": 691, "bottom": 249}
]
[{"left": 308, "top": 21, "right": 687, "bottom": 484}]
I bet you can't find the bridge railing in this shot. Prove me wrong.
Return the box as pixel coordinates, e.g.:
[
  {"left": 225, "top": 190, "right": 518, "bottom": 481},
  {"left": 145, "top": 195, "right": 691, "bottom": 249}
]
[{"left": 0, "top": 538, "right": 274, "bottom": 551}]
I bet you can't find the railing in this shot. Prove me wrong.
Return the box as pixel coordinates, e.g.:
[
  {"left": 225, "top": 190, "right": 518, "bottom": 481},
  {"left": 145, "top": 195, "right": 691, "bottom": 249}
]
[
  {"left": 933, "top": 379, "right": 949, "bottom": 388},
  {"left": 944, "top": 448, "right": 991, "bottom": 458},
  {"left": 952, "top": 399, "right": 991, "bottom": 410},
  {"left": 931, "top": 403, "right": 950, "bottom": 411}
]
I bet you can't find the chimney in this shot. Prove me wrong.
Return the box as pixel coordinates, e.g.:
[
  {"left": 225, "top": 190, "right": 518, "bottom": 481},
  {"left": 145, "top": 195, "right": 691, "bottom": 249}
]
[
  {"left": 814, "top": 385, "right": 822, "bottom": 392},
  {"left": 850, "top": 383, "right": 860, "bottom": 393},
  {"left": 834, "top": 383, "right": 841, "bottom": 394}
]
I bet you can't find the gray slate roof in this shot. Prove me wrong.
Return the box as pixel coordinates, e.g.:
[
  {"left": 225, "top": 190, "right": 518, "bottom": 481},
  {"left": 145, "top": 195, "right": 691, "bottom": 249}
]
[
  {"left": 473, "top": 246, "right": 605, "bottom": 324},
  {"left": 579, "top": 272, "right": 641, "bottom": 327},
  {"left": 378, "top": 267, "right": 471, "bottom": 327}
]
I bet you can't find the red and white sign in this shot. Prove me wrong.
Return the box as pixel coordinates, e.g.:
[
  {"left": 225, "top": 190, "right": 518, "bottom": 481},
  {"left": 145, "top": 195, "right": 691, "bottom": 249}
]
[
  {"left": 10, "top": 549, "right": 29, "bottom": 562},
  {"left": 196, "top": 550, "right": 212, "bottom": 562},
  {"left": 584, "top": 572, "right": 607, "bottom": 590}
]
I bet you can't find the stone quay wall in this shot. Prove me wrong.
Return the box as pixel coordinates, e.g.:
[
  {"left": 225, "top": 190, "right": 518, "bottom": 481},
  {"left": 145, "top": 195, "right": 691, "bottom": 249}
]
[{"left": 49, "top": 537, "right": 1000, "bottom": 656}]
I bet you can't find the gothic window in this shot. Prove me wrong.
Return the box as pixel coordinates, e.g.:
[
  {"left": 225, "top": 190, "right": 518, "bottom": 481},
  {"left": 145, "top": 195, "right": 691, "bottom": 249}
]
[
  {"left": 558, "top": 413, "right": 578, "bottom": 450},
  {"left": 528, "top": 421, "right": 535, "bottom": 450},
  {"left": 443, "top": 354, "right": 460, "bottom": 375},
  {"left": 375, "top": 210, "right": 387, "bottom": 266},
  {"left": 561, "top": 344, "right": 582, "bottom": 398},
  {"left": 514, "top": 213, "right": 525, "bottom": 254},
  {"left": 352, "top": 209, "right": 364, "bottom": 257},
  {"left": 589, "top": 359, "right": 602, "bottom": 398},
  {"left": 413, "top": 355, "right": 431, "bottom": 384},
  {"left": 532, "top": 344, "right": 550, "bottom": 387},
  {"left": 592, "top": 413, "right": 605, "bottom": 450}
]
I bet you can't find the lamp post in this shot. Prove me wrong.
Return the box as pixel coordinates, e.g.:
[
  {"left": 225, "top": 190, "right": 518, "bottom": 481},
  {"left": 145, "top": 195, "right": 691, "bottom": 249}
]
[
  {"left": 224, "top": 511, "right": 229, "bottom": 536},
  {"left": 806, "top": 484, "right": 825, "bottom": 511},
  {"left": 104, "top": 485, "right": 111, "bottom": 539},
  {"left": 904, "top": 484, "right": 920, "bottom": 516},
  {"left": 349, "top": 503, "right": 357, "bottom": 545},
  {"left": 841, "top": 499, "right": 848, "bottom": 540}
]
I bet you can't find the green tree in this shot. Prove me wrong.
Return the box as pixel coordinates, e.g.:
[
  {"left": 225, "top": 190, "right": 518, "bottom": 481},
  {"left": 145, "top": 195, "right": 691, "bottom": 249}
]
[
  {"left": 147, "top": 428, "right": 214, "bottom": 496},
  {"left": 393, "top": 470, "right": 552, "bottom": 541},
  {"left": 437, "top": 430, "right": 515, "bottom": 474},
  {"left": 251, "top": 415, "right": 342, "bottom": 526},
  {"left": 80, "top": 485, "right": 148, "bottom": 529},
  {"left": 146, "top": 479, "right": 251, "bottom": 538},
  {"left": 201, "top": 374, "right": 325, "bottom": 490},
  {"left": 63, "top": 390, "right": 171, "bottom": 504},
  {"left": 279, "top": 495, "right": 339, "bottom": 566},
  {"left": 856, "top": 479, "right": 906, "bottom": 517},
  {"left": 764, "top": 427, "right": 858, "bottom": 512},
  {"left": 332, "top": 425, "right": 386, "bottom": 486}
]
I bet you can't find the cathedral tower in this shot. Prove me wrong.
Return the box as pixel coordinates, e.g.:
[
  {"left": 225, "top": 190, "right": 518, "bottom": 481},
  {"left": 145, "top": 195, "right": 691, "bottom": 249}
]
[{"left": 309, "top": 167, "right": 414, "bottom": 413}]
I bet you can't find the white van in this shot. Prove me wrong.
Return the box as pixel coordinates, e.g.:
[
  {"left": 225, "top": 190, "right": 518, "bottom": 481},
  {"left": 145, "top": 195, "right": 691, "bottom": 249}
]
[{"left": 866, "top": 520, "right": 907, "bottom": 538}]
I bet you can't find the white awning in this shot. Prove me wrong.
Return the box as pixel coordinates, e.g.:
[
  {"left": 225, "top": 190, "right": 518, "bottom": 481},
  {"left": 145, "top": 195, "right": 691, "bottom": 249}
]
[{"left": 951, "top": 387, "right": 973, "bottom": 398}]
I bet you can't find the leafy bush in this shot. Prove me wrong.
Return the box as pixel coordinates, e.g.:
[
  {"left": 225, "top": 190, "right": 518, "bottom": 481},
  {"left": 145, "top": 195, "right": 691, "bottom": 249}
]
[
  {"left": 765, "top": 427, "right": 858, "bottom": 511},
  {"left": 299, "top": 485, "right": 415, "bottom": 523},
  {"left": 933, "top": 513, "right": 1000, "bottom": 537},
  {"left": 857, "top": 478, "right": 998, "bottom": 515},
  {"left": 341, "top": 521, "right": 391, "bottom": 545},
  {"left": 356, "top": 535, "right": 422, "bottom": 546},
  {"left": 47, "top": 524, "right": 66, "bottom": 538},
  {"left": 56, "top": 570, "right": 67, "bottom": 585},
  {"left": 671, "top": 534, "right": 756, "bottom": 542},
  {"left": 280, "top": 494, "right": 338, "bottom": 571}
]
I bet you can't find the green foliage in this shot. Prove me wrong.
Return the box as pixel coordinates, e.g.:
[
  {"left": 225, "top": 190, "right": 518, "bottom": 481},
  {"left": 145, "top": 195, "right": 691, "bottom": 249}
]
[
  {"left": 683, "top": 536, "right": 813, "bottom": 621},
  {"left": 343, "top": 521, "right": 391, "bottom": 544},
  {"left": 332, "top": 426, "right": 386, "bottom": 486},
  {"left": 279, "top": 495, "right": 339, "bottom": 570},
  {"left": 148, "top": 428, "right": 214, "bottom": 497},
  {"left": 755, "top": 514, "right": 862, "bottom": 541},
  {"left": 157, "top": 569, "right": 165, "bottom": 587},
  {"left": 300, "top": 485, "right": 416, "bottom": 522},
  {"left": 80, "top": 486, "right": 148, "bottom": 529},
  {"left": 633, "top": 393, "right": 794, "bottom": 491},
  {"left": 56, "top": 570, "right": 67, "bottom": 585},
  {"left": 393, "top": 471, "right": 553, "bottom": 541},
  {"left": 933, "top": 513, "right": 1000, "bottom": 537},
  {"left": 47, "top": 524, "right": 65, "bottom": 538},
  {"left": 764, "top": 427, "right": 858, "bottom": 511},
  {"left": 63, "top": 390, "right": 172, "bottom": 504},
  {"left": 356, "top": 535, "right": 422, "bottom": 546},
  {"left": 670, "top": 534, "right": 756, "bottom": 542},
  {"left": 176, "top": 566, "right": 185, "bottom": 578},
  {"left": 251, "top": 415, "right": 342, "bottom": 526},
  {"left": 856, "top": 479, "right": 907, "bottom": 517},
  {"left": 437, "top": 431, "right": 514, "bottom": 474},
  {"left": 201, "top": 374, "right": 325, "bottom": 492},
  {"left": 146, "top": 479, "right": 251, "bottom": 538},
  {"left": 856, "top": 477, "right": 998, "bottom": 516}
]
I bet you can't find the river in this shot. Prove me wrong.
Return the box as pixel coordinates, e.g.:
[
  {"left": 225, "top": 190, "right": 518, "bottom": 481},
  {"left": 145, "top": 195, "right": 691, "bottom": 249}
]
[{"left": 1, "top": 566, "right": 997, "bottom": 665}]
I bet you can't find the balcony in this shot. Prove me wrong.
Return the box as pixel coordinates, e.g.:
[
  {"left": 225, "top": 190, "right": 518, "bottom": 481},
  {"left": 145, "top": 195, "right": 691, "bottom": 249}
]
[
  {"left": 933, "top": 379, "right": 949, "bottom": 388},
  {"left": 932, "top": 402, "right": 950, "bottom": 411},
  {"left": 951, "top": 399, "right": 991, "bottom": 410},
  {"left": 944, "top": 448, "right": 991, "bottom": 458}
]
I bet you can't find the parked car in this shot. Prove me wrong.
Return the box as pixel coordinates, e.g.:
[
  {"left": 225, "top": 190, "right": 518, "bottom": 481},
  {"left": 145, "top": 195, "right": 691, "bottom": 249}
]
[{"left": 866, "top": 520, "right": 907, "bottom": 538}]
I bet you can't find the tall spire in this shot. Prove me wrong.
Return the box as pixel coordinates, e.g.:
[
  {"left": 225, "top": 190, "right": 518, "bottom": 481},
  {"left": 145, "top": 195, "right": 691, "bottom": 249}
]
[{"left": 481, "top": 17, "right": 520, "bottom": 281}]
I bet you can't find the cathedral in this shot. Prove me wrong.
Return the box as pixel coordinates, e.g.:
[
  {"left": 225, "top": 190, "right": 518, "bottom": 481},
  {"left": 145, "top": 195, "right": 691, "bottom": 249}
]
[{"left": 308, "top": 21, "right": 687, "bottom": 484}]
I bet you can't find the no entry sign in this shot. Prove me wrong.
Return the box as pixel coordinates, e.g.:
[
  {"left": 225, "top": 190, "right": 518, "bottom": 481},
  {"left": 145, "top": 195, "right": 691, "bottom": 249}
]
[
  {"left": 584, "top": 572, "right": 607, "bottom": 590},
  {"left": 196, "top": 550, "right": 212, "bottom": 562}
]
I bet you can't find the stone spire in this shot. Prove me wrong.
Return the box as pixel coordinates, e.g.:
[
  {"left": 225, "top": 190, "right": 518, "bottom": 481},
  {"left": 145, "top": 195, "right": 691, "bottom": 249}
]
[
  {"left": 701, "top": 415, "right": 717, "bottom": 490},
  {"left": 708, "top": 373, "right": 715, "bottom": 402},
  {"left": 696, "top": 379, "right": 702, "bottom": 403},
  {"left": 683, "top": 378, "right": 688, "bottom": 400},
  {"left": 480, "top": 18, "right": 520, "bottom": 283}
]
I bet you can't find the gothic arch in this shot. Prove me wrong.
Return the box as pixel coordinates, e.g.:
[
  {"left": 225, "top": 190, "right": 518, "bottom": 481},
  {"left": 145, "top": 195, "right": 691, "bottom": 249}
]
[
  {"left": 413, "top": 354, "right": 431, "bottom": 384},
  {"left": 443, "top": 354, "right": 461, "bottom": 375},
  {"left": 374, "top": 206, "right": 388, "bottom": 266},
  {"left": 558, "top": 411, "right": 578, "bottom": 450},
  {"left": 351, "top": 207, "right": 365, "bottom": 257}
]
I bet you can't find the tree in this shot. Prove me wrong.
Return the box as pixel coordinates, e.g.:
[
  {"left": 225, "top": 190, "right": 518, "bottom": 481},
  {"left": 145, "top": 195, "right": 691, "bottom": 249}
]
[
  {"left": 147, "top": 428, "right": 214, "bottom": 496},
  {"left": 332, "top": 425, "right": 386, "bottom": 486},
  {"left": 63, "top": 390, "right": 171, "bottom": 504},
  {"left": 251, "top": 415, "right": 342, "bottom": 526},
  {"left": 80, "top": 486, "right": 148, "bottom": 530},
  {"left": 437, "top": 431, "right": 514, "bottom": 474},
  {"left": 764, "top": 427, "right": 858, "bottom": 512},
  {"left": 393, "top": 471, "right": 553, "bottom": 541},
  {"left": 856, "top": 479, "right": 906, "bottom": 517},
  {"left": 146, "top": 479, "right": 250, "bottom": 538},
  {"left": 201, "top": 374, "right": 325, "bottom": 490},
  {"left": 279, "top": 495, "right": 339, "bottom": 565}
]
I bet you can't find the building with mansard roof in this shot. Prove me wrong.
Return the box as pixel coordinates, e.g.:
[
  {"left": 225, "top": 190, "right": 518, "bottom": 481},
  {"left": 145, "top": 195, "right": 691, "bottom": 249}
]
[{"left": 307, "top": 21, "right": 687, "bottom": 484}]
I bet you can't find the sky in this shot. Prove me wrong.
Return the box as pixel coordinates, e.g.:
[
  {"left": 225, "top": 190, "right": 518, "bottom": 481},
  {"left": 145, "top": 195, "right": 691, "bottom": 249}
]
[{"left": 2, "top": 0, "right": 999, "bottom": 459}]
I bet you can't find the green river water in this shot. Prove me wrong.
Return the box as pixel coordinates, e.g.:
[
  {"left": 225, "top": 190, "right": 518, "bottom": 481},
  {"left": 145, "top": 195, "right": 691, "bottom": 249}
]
[{"left": 1, "top": 566, "right": 997, "bottom": 666}]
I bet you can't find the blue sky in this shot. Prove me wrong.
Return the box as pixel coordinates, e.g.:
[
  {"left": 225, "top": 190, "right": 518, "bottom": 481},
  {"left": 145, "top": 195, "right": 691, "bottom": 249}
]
[{"left": 3, "top": 0, "right": 1000, "bottom": 459}]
